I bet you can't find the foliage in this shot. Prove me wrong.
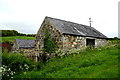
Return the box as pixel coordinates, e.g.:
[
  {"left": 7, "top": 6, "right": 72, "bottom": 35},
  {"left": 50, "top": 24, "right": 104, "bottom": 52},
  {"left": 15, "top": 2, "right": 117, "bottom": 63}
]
[
  {"left": 0, "top": 65, "right": 15, "bottom": 79},
  {"left": 43, "top": 29, "right": 57, "bottom": 53},
  {"left": 2, "top": 53, "right": 31, "bottom": 72},
  {"left": 14, "top": 41, "right": 119, "bottom": 78},
  {"left": 109, "top": 39, "right": 120, "bottom": 44},
  {"left": 1, "top": 30, "right": 20, "bottom": 37},
  {"left": 1, "top": 30, "right": 36, "bottom": 37},
  {"left": 26, "top": 34, "right": 36, "bottom": 37},
  {"left": 2, "top": 41, "right": 13, "bottom": 46},
  {"left": 1, "top": 52, "right": 43, "bottom": 79}
]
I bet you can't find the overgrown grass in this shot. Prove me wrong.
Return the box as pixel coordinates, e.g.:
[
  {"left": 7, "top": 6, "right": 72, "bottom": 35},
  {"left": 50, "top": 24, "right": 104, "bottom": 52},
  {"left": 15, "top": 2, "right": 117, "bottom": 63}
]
[
  {"left": 13, "top": 40, "right": 119, "bottom": 78},
  {"left": 2, "top": 36, "right": 35, "bottom": 42},
  {"left": 1, "top": 52, "right": 43, "bottom": 79}
]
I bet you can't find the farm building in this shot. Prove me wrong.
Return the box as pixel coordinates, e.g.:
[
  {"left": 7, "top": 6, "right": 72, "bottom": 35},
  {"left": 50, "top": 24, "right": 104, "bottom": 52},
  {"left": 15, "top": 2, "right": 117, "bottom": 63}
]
[
  {"left": 2, "top": 42, "right": 12, "bottom": 52},
  {"left": 12, "top": 39, "right": 36, "bottom": 59},
  {"left": 35, "top": 17, "right": 108, "bottom": 54},
  {"left": 13, "top": 16, "right": 108, "bottom": 61}
]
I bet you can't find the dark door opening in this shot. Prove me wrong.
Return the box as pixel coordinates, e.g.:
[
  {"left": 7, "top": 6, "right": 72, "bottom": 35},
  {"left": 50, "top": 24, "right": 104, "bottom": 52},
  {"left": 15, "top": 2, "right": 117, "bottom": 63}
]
[{"left": 86, "top": 39, "right": 95, "bottom": 47}]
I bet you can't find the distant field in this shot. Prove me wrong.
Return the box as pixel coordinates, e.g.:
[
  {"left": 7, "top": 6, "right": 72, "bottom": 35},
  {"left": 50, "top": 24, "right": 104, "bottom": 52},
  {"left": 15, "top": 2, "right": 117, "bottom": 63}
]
[{"left": 2, "top": 36, "right": 35, "bottom": 42}]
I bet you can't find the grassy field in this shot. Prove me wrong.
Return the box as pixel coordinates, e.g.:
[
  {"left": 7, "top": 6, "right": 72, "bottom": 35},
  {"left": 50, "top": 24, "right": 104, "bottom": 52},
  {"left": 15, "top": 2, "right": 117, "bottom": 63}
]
[
  {"left": 13, "top": 40, "right": 119, "bottom": 78},
  {"left": 2, "top": 36, "right": 35, "bottom": 42},
  {"left": 1, "top": 36, "right": 119, "bottom": 78}
]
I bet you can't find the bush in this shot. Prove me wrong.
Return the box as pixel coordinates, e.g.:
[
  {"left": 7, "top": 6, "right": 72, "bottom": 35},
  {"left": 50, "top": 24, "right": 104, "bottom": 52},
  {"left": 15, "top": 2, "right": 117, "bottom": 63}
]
[
  {"left": 43, "top": 29, "right": 57, "bottom": 53},
  {"left": 42, "top": 29, "right": 58, "bottom": 63},
  {"left": 2, "top": 53, "right": 32, "bottom": 72},
  {"left": 1, "top": 52, "right": 41, "bottom": 79}
]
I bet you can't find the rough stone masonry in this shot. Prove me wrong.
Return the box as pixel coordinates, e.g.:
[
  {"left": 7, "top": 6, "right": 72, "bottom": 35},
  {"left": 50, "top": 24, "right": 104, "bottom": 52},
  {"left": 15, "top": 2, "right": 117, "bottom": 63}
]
[{"left": 13, "top": 16, "right": 108, "bottom": 61}]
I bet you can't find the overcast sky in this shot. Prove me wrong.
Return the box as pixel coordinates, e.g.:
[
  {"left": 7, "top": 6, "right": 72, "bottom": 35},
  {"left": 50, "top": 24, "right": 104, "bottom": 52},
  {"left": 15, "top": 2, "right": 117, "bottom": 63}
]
[{"left": 0, "top": 0, "right": 119, "bottom": 38}]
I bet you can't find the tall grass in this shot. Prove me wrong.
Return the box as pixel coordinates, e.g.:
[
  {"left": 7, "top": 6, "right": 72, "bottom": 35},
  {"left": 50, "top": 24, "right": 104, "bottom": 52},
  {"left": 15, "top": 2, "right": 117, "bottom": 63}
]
[
  {"left": 1, "top": 52, "right": 43, "bottom": 79},
  {"left": 14, "top": 41, "right": 119, "bottom": 78}
]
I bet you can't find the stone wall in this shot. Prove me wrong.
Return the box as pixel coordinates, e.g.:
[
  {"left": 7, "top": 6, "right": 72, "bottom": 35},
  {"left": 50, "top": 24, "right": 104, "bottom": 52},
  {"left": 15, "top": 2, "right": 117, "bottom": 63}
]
[
  {"left": 20, "top": 48, "right": 36, "bottom": 61},
  {"left": 85, "top": 37, "right": 108, "bottom": 48},
  {"left": 12, "top": 41, "right": 19, "bottom": 52},
  {"left": 62, "top": 35, "right": 108, "bottom": 51},
  {"left": 95, "top": 38, "right": 108, "bottom": 47},
  {"left": 35, "top": 18, "right": 63, "bottom": 54},
  {"left": 63, "top": 35, "right": 86, "bottom": 51}
]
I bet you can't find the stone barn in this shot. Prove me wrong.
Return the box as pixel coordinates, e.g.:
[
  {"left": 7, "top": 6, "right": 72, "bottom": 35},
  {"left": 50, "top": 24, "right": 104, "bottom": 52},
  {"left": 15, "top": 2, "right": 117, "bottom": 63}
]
[
  {"left": 35, "top": 16, "right": 108, "bottom": 55},
  {"left": 12, "top": 17, "right": 108, "bottom": 61},
  {"left": 12, "top": 39, "right": 36, "bottom": 60}
]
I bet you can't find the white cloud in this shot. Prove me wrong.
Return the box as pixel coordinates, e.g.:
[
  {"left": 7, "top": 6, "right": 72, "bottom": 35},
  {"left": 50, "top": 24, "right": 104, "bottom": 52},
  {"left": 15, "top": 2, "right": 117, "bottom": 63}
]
[{"left": 0, "top": 0, "right": 119, "bottom": 38}]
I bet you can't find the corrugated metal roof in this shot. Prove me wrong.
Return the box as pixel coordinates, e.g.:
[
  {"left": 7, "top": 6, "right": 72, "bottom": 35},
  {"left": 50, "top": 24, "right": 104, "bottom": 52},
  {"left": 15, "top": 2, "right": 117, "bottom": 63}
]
[
  {"left": 16, "top": 39, "right": 35, "bottom": 48},
  {"left": 46, "top": 17, "right": 107, "bottom": 39}
]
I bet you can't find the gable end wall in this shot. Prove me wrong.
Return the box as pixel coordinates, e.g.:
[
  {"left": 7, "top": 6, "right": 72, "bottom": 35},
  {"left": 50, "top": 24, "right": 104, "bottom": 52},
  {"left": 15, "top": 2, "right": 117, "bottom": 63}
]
[{"left": 35, "top": 18, "right": 64, "bottom": 54}]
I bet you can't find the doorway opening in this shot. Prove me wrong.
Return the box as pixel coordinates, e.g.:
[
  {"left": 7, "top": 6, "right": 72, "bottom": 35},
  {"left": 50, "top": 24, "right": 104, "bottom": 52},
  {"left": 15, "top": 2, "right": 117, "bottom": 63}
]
[{"left": 86, "top": 39, "right": 95, "bottom": 47}]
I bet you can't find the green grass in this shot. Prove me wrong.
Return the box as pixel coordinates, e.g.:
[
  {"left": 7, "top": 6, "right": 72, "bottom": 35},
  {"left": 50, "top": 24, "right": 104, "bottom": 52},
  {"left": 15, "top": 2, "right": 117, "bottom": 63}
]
[
  {"left": 2, "top": 52, "right": 42, "bottom": 79},
  {"left": 14, "top": 41, "right": 119, "bottom": 78},
  {"left": 2, "top": 36, "right": 35, "bottom": 42}
]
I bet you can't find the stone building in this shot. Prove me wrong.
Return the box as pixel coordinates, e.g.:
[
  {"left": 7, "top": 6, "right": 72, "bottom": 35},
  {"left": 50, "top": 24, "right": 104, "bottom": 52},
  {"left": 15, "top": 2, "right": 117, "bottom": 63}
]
[
  {"left": 35, "top": 16, "right": 108, "bottom": 55},
  {"left": 12, "top": 39, "right": 36, "bottom": 60},
  {"left": 13, "top": 17, "right": 108, "bottom": 61}
]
